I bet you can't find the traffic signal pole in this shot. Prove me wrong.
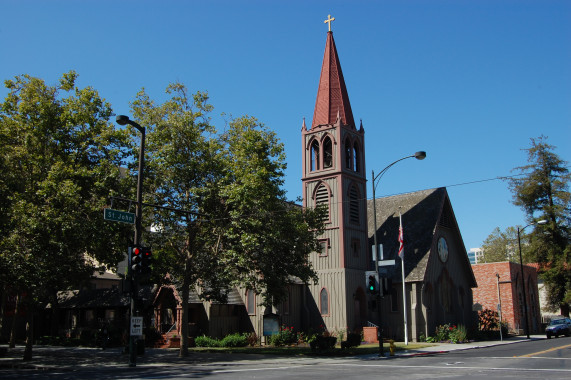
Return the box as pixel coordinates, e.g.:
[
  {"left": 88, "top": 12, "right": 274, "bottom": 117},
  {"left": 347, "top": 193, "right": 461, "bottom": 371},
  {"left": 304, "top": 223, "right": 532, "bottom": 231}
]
[
  {"left": 117, "top": 115, "right": 145, "bottom": 368},
  {"left": 371, "top": 170, "right": 384, "bottom": 357},
  {"left": 131, "top": 119, "right": 145, "bottom": 367}
]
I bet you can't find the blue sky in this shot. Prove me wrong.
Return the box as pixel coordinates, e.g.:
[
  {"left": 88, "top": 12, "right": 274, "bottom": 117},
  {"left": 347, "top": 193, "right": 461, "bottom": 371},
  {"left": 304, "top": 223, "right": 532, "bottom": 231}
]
[{"left": 1, "top": 0, "right": 569, "bottom": 251}]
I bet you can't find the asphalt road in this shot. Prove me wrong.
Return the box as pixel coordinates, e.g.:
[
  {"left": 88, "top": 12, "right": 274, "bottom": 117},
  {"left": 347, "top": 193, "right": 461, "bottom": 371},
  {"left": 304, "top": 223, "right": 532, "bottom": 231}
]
[{"left": 1, "top": 337, "right": 570, "bottom": 379}]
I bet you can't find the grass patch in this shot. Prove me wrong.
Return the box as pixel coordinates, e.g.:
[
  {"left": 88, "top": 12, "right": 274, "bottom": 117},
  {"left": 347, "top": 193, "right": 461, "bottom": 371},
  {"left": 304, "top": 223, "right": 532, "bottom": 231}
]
[{"left": 188, "top": 341, "right": 436, "bottom": 356}]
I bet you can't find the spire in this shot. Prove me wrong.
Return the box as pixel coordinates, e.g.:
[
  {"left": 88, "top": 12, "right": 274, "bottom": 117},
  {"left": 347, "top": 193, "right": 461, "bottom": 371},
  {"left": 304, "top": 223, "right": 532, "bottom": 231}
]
[{"left": 311, "top": 31, "right": 355, "bottom": 129}]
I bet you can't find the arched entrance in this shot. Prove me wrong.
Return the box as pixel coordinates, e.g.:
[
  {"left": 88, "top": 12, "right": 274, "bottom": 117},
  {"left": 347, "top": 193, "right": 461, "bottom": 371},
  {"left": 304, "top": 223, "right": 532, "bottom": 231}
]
[{"left": 353, "top": 287, "right": 367, "bottom": 330}]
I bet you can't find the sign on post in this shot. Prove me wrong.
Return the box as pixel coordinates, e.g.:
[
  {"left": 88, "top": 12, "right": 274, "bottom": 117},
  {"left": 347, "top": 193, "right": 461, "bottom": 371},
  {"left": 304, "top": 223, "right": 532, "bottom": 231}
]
[
  {"left": 130, "top": 316, "right": 143, "bottom": 336},
  {"left": 104, "top": 208, "right": 135, "bottom": 224}
]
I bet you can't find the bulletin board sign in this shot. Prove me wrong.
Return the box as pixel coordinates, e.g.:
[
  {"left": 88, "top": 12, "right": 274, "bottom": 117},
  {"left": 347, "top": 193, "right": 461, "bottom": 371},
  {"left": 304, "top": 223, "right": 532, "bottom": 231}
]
[{"left": 263, "top": 314, "right": 280, "bottom": 336}]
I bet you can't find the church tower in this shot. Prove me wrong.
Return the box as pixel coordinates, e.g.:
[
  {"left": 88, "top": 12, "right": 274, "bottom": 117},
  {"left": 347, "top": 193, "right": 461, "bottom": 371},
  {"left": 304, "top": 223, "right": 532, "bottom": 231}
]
[{"left": 302, "top": 18, "right": 369, "bottom": 331}]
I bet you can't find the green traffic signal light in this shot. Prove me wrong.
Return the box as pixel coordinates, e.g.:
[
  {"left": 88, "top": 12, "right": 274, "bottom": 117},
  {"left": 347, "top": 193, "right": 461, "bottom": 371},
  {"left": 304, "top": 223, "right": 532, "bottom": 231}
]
[{"left": 368, "top": 275, "right": 376, "bottom": 293}]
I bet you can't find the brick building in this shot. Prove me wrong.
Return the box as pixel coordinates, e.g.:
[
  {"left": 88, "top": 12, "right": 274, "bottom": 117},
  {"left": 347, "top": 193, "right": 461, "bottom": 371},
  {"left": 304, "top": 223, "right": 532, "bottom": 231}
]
[{"left": 472, "top": 262, "right": 541, "bottom": 334}]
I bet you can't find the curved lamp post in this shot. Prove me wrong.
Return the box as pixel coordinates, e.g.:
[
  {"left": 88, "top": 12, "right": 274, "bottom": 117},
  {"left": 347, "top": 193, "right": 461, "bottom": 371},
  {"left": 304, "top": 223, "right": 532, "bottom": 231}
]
[
  {"left": 371, "top": 151, "right": 426, "bottom": 356},
  {"left": 517, "top": 219, "right": 547, "bottom": 339},
  {"left": 116, "top": 115, "right": 145, "bottom": 367}
]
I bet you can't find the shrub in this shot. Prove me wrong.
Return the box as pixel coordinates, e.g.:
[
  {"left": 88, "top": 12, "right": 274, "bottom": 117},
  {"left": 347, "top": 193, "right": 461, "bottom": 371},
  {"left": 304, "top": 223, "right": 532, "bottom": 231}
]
[
  {"left": 220, "top": 333, "right": 249, "bottom": 347},
  {"left": 310, "top": 335, "right": 337, "bottom": 351},
  {"left": 246, "top": 332, "right": 258, "bottom": 347},
  {"left": 195, "top": 335, "right": 221, "bottom": 347},
  {"left": 478, "top": 309, "right": 499, "bottom": 331},
  {"left": 434, "top": 323, "right": 452, "bottom": 341},
  {"left": 269, "top": 325, "right": 298, "bottom": 346},
  {"left": 431, "top": 323, "right": 469, "bottom": 343},
  {"left": 449, "top": 324, "right": 468, "bottom": 343},
  {"left": 341, "top": 332, "right": 361, "bottom": 349}
]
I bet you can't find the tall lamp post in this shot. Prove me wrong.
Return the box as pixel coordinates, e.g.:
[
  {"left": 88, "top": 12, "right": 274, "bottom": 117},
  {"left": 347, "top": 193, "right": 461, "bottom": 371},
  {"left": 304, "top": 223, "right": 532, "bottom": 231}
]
[
  {"left": 371, "top": 151, "right": 426, "bottom": 356},
  {"left": 517, "top": 219, "right": 547, "bottom": 339},
  {"left": 116, "top": 115, "right": 145, "bottom": 367}
]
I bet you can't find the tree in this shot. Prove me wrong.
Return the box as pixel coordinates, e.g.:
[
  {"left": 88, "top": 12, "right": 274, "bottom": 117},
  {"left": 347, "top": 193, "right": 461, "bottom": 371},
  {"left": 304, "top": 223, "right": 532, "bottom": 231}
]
[
  {"left": 0, "top": 72, "right": 133, "bottom": 358},
  {"left": 507, "top": 136, "right": 571, "bottom": 315},
  {"left": 481, "top": 226, "right": 527, "bottom": 263},
  {"left": 131, "top": 83, "right": 324, "bottom": 356}
]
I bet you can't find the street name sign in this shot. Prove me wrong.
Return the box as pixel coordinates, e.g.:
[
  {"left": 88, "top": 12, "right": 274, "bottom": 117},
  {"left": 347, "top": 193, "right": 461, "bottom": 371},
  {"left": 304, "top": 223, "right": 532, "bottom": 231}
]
[
  {"left": 104, "top": 208, "right": 135, "bottom": 224},
  {"left": 131, "top": 316, "right": 143, "bottom": 336}
]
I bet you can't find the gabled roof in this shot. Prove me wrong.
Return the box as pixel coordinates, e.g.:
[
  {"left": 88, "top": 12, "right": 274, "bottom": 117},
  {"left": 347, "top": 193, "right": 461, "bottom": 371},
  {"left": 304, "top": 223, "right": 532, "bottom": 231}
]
[
  {"left": 367, "top": 187, "right": 476, "bottom": 287},
  {"left": 311, "top": 31, "right": 355, "bottom": 129}
]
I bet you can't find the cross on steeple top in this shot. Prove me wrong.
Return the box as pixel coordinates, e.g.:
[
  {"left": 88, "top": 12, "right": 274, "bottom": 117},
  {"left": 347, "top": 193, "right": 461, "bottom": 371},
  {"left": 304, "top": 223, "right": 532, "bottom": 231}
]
[{"left": 324, "top": 14, "right": 335, "bottom": 32}]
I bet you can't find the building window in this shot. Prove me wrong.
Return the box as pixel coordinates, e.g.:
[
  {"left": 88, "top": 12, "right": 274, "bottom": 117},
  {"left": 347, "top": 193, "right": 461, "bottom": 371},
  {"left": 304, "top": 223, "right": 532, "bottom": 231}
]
[
  {"left": 315, "top": 184, "right": 330, "bottom": 222},
  {"left": 246, "top": 290, "right": 256, "bottom": 315},
  {"left": 352, "top": 239, "right": 360, "bottom": 258},
  {"left": 319, "top": 239, "right": 330, "bottom": 257},
  {"left": 353, "top": 142, "right": 360, "bottom": 172},
  {"left": 320, "top": 288, "right": 329, "bottom": 315},
  {"left": 349, "top": 185, "right": 360, "bottom": 224},
  {"left": 390, "top": 287, "right": 398, "bottom": 312},
  {"left": 345, "top": 138, "right": 352, "bottom": 169},
  {"left": 323, "top": 136, "right": 333, "bottom": 168},
  {"left": 311, "top": 140, "right": 320, "bottom": 171}
]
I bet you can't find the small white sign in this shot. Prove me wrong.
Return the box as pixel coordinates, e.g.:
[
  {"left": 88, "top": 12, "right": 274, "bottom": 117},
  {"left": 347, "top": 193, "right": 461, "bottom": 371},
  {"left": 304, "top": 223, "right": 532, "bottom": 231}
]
[
  {"left": 131, "top": 317, "right": 143, "bottom": 336},
  {"left": 372, "top": 244, "right": 384, "bottom": 261},
  {"left": 378, "top": 259, "right": 396, "bottom": 266}
]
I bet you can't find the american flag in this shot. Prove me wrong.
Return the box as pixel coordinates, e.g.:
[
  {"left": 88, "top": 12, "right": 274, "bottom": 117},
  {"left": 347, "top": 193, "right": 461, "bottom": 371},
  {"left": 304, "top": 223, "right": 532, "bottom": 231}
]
[{"left": 398, "top": 220, "right": 404, "bottom": 259}]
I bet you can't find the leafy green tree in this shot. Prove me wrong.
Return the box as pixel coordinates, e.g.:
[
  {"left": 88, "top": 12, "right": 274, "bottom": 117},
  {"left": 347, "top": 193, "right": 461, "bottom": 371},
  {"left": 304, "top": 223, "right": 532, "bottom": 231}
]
[
  {"left": 0, "top": 72, "right": 132, "bottom": 359},
  {"left": 131, "top": 83, "right": 324, "bottom": 356},
  {"left": 507, "top": 136, "right": 571, "bottom": 315},
  {"left": 481, "top": 226, "right": 527, "bottom": 263}
]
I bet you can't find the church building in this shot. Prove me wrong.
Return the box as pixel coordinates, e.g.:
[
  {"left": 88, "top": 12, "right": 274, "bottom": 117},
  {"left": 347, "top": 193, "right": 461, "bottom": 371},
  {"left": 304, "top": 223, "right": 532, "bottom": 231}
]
[
  {"left": 36, "top": 17, "right": 478, "bottom": 345},
  {"left": 143, "top": 19, "right": 478, "bottom": 343}
]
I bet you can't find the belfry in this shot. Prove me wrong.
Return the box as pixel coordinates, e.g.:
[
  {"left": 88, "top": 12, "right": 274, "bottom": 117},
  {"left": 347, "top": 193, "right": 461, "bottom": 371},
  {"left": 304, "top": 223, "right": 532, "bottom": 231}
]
[{"left": 301, "top": 16, "right": 369, "bottom": 331}]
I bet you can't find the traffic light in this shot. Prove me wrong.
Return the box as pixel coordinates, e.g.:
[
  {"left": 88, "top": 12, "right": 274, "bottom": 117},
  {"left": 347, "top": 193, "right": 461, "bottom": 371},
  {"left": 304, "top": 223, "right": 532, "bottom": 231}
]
[
  {"left": 131, "top": 246, "right": 142, "bottom": 275},
  {"left": 365, "top": 271, "right": 379, "bottom": 295},
  {"left": 141, "top": 246, "right": 152, "bottom": 275}
]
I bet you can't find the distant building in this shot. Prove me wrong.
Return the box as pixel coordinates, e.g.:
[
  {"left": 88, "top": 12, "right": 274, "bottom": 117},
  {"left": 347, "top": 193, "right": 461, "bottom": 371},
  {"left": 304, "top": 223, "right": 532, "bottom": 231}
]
[
  {"left": 471, "top": 262, "right": 541, "bottom": 334},
  {"left": 468, "top": 248, "right": 483, "bottom": 264}
]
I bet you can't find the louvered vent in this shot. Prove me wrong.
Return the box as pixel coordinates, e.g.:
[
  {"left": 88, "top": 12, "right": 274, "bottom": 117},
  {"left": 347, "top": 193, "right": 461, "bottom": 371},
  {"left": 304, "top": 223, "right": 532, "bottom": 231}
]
[
  {"left": 349, "top": 185, "right": 359, "bottom": 224},
  {"left": 315, "top": 184, "right": 329, "bottom": 220},
  {"left": 438, "top": 201, "right": 454, "bottom": 229}
]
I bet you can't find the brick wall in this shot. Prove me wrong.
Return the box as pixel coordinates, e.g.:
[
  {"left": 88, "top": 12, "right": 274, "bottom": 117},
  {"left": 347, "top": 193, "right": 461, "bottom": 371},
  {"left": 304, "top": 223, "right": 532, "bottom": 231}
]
[{"left": 472, "top": 262, "right": 541, "bottom": 334}]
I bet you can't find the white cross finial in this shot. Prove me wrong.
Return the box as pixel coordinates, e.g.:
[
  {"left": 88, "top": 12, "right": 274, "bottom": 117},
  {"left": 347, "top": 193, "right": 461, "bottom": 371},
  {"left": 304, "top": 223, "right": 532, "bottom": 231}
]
[{"left": 324, "top": 14, "right": 335, "bottom": 32}]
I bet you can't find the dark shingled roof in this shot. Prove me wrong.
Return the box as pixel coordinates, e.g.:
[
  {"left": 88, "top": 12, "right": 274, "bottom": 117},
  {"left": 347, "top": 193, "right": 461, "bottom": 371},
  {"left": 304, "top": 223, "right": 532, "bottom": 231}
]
[{"left": 367, "top": 187, "right": 447, "bottom": 282}]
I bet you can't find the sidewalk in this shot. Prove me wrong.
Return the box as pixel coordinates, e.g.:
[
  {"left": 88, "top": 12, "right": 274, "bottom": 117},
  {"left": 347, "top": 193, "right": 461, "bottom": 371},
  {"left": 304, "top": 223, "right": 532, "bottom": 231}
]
[
  {"left": 396, "top": 334, "right": 546, "bottom": 357},
  {"left": 0, "top": 335, "right": 547, "bottom": 370}
]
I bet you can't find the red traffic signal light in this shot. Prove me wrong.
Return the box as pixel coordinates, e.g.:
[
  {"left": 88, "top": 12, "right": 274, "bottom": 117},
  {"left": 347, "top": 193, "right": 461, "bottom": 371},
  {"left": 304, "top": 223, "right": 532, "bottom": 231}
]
[
  {"left": 131, "top": 246, "right": 142, "bottom": 274},
  {"left": 141, "top": 246, "right": 152, "bottom": 274}
]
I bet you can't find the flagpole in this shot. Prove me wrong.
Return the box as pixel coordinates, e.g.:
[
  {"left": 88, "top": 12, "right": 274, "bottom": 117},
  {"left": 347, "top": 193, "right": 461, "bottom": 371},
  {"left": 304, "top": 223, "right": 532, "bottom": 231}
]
[{"left": 399, "top": 210, "right": 408, "bottom": 345}]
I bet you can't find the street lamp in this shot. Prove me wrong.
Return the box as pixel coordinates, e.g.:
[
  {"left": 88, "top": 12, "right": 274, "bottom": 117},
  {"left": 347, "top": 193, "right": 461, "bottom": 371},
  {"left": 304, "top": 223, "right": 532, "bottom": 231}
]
[
  {"left": 371, "top": 151, "right": 426, "bottom": 356},
  {"left": 116, "top": 115, "right": 145, "bottom": 367},
  {"left": 517, "top": 219, "right": 547, "bottom": 339}
]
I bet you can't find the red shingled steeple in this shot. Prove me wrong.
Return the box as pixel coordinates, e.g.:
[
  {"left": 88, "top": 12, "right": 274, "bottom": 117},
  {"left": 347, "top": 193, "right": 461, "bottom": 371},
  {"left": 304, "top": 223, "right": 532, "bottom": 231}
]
[{"left": 311, "top": 31, "right": 355, "bottom": 129}]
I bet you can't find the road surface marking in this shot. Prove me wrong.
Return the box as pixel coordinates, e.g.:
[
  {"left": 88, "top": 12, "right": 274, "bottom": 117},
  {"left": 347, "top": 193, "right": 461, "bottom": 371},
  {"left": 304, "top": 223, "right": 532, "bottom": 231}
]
[{"left": 518, "top": 343, "right": 571, "bottom": 357}]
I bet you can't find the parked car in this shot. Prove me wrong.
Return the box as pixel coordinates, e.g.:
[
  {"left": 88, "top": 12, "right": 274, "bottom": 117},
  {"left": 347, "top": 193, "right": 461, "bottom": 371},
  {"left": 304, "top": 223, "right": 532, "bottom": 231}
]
[{"left": 545, "top": 318, "right": 571, "bottom": 339}]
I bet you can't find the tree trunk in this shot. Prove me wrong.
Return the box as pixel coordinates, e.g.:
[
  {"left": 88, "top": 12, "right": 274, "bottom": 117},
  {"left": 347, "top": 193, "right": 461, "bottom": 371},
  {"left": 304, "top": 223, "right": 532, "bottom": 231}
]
[
  {"left": 179, "top": 263, "right": 190, "bottom": 357},
  {"left": 50, "top": 289, "right": 59, "bottom": 337},
  {"left": 23, "top": 305, "right": 33, "bottom": 361},
  {"left": 0, "top": 285, "right": 6, "bottom": 341},
  {"left": 9, "top": 293, "right": 20, "bottom": 348}
]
